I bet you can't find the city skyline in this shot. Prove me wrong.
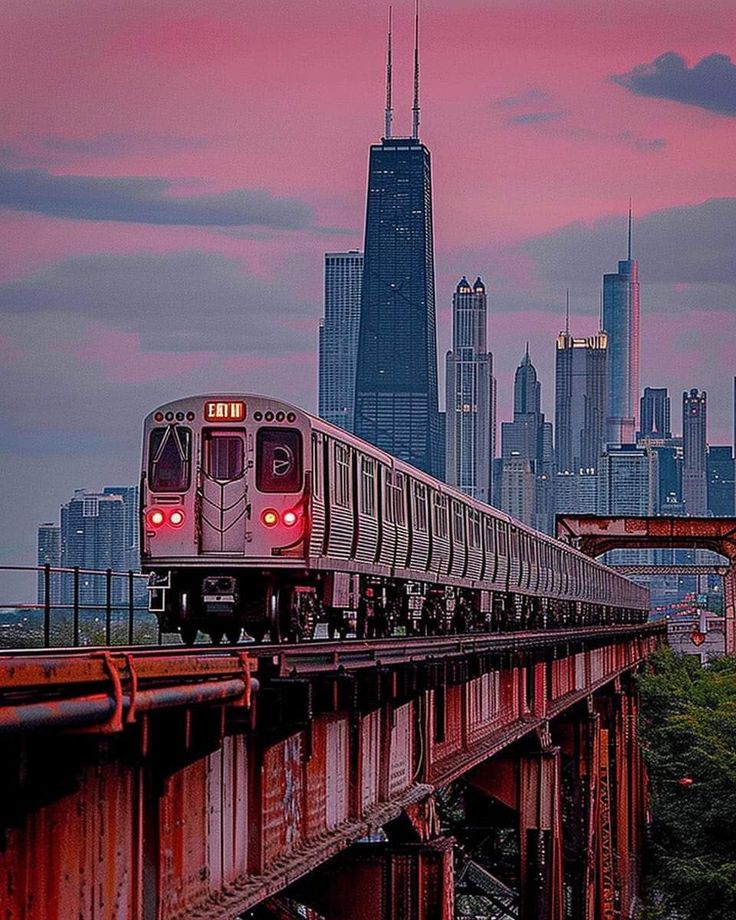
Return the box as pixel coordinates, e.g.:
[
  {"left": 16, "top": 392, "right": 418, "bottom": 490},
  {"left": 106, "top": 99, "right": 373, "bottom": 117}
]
[{"left": 1, "top": 0, "right": 735, "bottom": 565}]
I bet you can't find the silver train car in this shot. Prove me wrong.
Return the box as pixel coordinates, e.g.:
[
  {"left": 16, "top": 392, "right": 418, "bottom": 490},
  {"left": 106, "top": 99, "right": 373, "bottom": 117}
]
[{"left": 140, "top": 394, "right": 649, "bottom": 644}]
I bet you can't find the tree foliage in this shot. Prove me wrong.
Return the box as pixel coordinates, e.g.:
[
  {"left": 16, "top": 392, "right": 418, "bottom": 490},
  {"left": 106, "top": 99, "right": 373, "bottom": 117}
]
[{"left": 638, "top": 648, "right": 736, "bottom": 920}]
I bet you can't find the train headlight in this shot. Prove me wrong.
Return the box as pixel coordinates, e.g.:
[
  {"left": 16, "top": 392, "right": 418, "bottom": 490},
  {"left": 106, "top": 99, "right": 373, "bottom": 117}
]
[
  {"left": 261, "top": 509, "right": 279, "bottom": 527},
  {"left": 147, "top": 509, "right": 165, "bottom": 527},
  {"left": 169, "top": 509, "right": 185, "bottom": 527},
  {"left": 282, "top": 509, "right": 298, "bottom": 527}
]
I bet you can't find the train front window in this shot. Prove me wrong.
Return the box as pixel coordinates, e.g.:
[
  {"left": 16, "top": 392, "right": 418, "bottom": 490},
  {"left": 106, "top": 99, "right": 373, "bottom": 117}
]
[
  {"left": 256, "top": 428, "right": 303, "bottom": 493},
  {"left": 205, "top": 432, "right": 244, "bottom": 481},
  {"left": 148, "top": 426, "right": 191, "bottom": 492}
]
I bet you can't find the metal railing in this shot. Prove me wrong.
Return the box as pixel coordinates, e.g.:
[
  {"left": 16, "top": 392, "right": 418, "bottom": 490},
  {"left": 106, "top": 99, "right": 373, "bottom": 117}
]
[{"left": 0, "top": 564, "right": 161, "bottom": 649}]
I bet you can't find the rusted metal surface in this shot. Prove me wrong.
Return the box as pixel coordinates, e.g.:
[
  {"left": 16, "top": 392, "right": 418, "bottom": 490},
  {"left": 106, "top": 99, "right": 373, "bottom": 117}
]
[{"left": 0, "top": 628, "right": 660, "bottom": 920}]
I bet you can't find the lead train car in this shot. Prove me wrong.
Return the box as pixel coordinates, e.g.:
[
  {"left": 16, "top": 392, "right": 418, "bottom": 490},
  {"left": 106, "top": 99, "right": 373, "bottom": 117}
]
[{"left": 141, "top": 394, "right": 648, "bottom": 644}]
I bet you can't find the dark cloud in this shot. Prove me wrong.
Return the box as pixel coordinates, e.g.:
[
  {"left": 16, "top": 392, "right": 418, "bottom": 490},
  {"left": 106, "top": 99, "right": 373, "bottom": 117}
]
[
  {"left": 495, "top": 88, "right": 550, "bottom": 107},
  {"left": 0, "top": 166, "right": 313, "bottom": 228},
  {"left": 523, "top": 198, "right": 736, "bottom": 291},
  {"left": 507, "top": 110, "right": 566, "bottom": 125},
  {"left": 612, "top": 52, "right": 736, "bottom": 116},
  {"left": 0, "top": 134, "right": 212, "bottom": 168},
  {"left": 0, "top": 250, "right": 317, "bottom": 352}
]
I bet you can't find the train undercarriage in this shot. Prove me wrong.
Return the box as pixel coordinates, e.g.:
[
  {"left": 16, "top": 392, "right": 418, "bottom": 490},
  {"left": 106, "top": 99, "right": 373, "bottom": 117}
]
[{"left": 147, "top": 568, "right": 644, "bottom": 646}]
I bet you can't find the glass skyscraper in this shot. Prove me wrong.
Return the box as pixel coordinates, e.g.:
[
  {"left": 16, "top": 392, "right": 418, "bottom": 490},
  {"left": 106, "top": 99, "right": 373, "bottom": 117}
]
[
  {"left": 602, "top": 209, "right": 639, "bottom": 444},
  {"left": 445, "top": 277, "right": 495, "bottom": 502},
  {"left": 319, "top": 251, "right": 363, "bottom": 433},
  {"left": 354, "top": 135, "right": 442, "bottom": 478},
  {"left": 554, "top": 329, "right": 608, "bottom": 474},
  {"left": 682, "top": 388, "right": 707, "bottom": 515}
]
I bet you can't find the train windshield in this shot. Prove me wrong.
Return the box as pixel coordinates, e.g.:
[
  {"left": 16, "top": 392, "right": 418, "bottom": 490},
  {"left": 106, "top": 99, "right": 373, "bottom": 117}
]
[
  {"left": 148, "top": 426, "right": 191, "bottom": 492},
  {"left": 204, "top": 431, "right": 245, "bottom": 481},
  {"left": 256, "top": 428, "right": 302, "bottom": 493}
]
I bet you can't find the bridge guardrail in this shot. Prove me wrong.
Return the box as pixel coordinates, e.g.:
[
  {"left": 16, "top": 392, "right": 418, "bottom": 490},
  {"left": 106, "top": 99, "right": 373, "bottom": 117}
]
[{"left": 0, "top": 564, "right": 159, "bottom": 649}]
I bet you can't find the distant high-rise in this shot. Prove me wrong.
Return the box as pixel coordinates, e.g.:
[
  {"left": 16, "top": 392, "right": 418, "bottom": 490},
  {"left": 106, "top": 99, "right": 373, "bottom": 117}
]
[
  {"left": 638, "top": 387, "right": 671, "bottom": 440},
  {"left": 500, "top": 347, "right": 553, "bottom": 530},
  {"left": 598, "top": 445, "right": 657, "bottom": 515},
  {"left": 707, "top": 446, "right": 735, "bottom": 516},
  {"left": 554, "top": 322, "right": 608, "bottom": 474},
  {"left": 603, "top": 205, "right": 639, "bottom": 444},
  {"left": 36, "top": 522, "right": 61, "bottom": 604},
  {"left": 354, "top": 6, "right": 442, "bottom": 477},
  {"left": 682, "top": 388, "right": 707, "bottom": 515},
  {"left": 61, "top": 490, "right": 127, "bottom": 603},
  {"left": 103, "top": 486, "right": 140, "bottom": 571},
  {"left": 445, "top": 276, "right": 496, "bottom": 502},
  {"left": 319, "top": 251, "right": 363, "bottom": 432}
]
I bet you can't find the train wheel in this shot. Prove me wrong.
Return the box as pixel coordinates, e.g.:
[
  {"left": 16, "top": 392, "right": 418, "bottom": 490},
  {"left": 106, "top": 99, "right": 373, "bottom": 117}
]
[
  {"left": 210, "top": 629, "right": 223, "bottom": 645},
  {"left": 226, "top": 627, "right": 242, "bottom": 645},
  {"left": 180, "top": 625, "right": 198, "bottom": 646}
]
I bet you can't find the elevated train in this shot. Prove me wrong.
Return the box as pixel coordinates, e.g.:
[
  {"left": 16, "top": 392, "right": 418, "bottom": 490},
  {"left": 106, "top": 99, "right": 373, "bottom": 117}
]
[{"left": 141, "top": 394, "right": 648, "bottom": 644}]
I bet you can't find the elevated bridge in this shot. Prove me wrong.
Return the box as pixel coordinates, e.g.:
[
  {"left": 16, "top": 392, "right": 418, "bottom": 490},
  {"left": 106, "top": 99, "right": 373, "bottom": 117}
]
[
  {"left": 557, "top": 516, "right": 736, "bottom": 654},
  {"left": 0, "top": 621, "right": 661, "bottom": 920}
]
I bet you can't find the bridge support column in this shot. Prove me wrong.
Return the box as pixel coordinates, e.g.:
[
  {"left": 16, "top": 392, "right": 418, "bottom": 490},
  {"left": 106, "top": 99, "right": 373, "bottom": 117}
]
[
  {"left": 518, "top": 746, "right": 564, "bottom": 920},
  {"left": 292, "top": 836, "right": 454, "bottom": 920},
  {"left": 725, "top": 563, "right": 736, "bottom": 656}
]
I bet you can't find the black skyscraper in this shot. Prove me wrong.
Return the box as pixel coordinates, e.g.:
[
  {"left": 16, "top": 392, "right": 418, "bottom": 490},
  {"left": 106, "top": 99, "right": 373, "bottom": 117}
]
[{"left": 353, "top": 7, "right": 442, "bottom": 477}]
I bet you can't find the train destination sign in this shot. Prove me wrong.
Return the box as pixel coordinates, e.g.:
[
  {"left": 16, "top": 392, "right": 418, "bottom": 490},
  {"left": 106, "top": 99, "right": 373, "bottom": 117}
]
[{"left": 204, "top": 401, "right": 246, "bottom": 422}]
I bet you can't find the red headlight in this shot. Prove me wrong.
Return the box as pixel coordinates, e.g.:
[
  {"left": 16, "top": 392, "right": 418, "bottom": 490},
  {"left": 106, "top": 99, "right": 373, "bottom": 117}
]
[
  {"left": 147, "top": 509, "right": 165, "bottom": 528},
  {"left": 282, "top": 509, "right": 298, "bottom": 527},
  {"left": 169, "top": 509, "right": 185, "bottom": 527},
  {"left": 261, "top": 509, "right": 279, "bottom": 527}
]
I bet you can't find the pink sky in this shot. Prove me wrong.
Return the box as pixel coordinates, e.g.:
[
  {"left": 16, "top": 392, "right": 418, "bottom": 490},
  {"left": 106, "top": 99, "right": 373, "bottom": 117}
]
[{"left": 1, "top": 0, "right": 735, "bottom": 561}]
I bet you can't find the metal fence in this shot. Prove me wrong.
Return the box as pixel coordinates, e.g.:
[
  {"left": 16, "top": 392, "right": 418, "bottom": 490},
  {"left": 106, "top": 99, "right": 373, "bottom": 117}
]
[{"left": 0, "top": 564, "right": 161, "bottom": 649}]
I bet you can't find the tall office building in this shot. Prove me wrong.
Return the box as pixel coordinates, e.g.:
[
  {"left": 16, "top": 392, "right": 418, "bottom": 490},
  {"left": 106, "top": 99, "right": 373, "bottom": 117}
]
[
  {"left": 707, "top": 446, "right": 735, "bottom": 516},
  {"left": 103, "top": 486, "right": 140, "bottom": 571},
  {"left": 36, "top": 523, "right": 61, "bottom": 604},
  {"left": 500, "top": 348, "right": 553, "bottom": 531},
  {"left": 554, "top": 323, "right": 608, "bottom": 474},
  {"left": 682, "top": 388, "right": 707, "bottom": 515},
  {"left": 597, "top": 445, "right": 657, "bottom": 515},
  {"left": 638, "top": 387, "right": 671, "bottom": 440},
  {"left": 354, "top": 7, "right": 442, "bottom": 477},
  {"left": 318, "top": 251, "right": 363, "bottom": 432},
  {"left": 603, "top": 206, "right": 639, "bottom": 444},
  {"left": 61, "top": 490, "right": 127, "bottom": 604},
  {"left": 445, "top": 277, "right": 496, "bottom": 502}
]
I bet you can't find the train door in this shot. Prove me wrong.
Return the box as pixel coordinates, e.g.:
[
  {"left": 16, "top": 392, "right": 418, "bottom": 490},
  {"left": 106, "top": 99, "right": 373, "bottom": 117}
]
[{"left": 199, "top": 429, "right": 249, "bottom": 553}]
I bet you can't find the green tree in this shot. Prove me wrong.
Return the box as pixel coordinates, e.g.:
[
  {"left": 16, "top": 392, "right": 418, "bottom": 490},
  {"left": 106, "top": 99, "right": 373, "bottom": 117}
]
[{"left": 638, "top": 648, "right": 736, "bottom": 920}]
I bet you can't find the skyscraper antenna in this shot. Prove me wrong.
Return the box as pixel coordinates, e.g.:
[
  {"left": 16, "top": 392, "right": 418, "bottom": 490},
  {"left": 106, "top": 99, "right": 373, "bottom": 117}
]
[
  {"left": 565, "top": 289, "right": 570, "bottom": 335},
  {"left": 412, "top": 0, "right": 420, "bottom": 139},
  {"left": 384, "top": 6, "right": 393, "bottom": 139},
  {"left": 627, "top": 198, "right": 633, "bottom": 261}
]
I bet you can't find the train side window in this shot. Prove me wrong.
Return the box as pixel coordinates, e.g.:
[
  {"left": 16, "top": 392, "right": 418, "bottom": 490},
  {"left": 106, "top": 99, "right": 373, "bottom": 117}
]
[
  {"left": 311, "top": 434, "right": 321, "bottom": 498},
  {"left": 204, "top": 431, "right": 244, "bottom": 481},
  {"left": 498, "top": 524, "right": 507, "bottom": 557},
  {"left": 469, "top": 509, "right": 481, "bottom": 549},
  {"left": 256, "top": 428, "right": 303, "bottom": 493},
  {"left": 412, "top": 481, "right": 427, "bottom": 533},
  {"left": 333, "top": 442, "right": 351, "bottom": 507},
  {"left": 384, "top": 469, "right": 394, "bottom": 523},
  {"left": 432, "top": 493, "right": 447, "bottom": 539},
  {"left": 394, "top": 472, "right": 405, "bottom": 526},
  {"left": 360, "top": 457, "right": 375, "bottom": 516},
  {"left": 452, "top": 502, "right": 464, "bottom": 542},
  {"left": 484, "top": 516, "right": 495, "bottom": 554},
  {"left": 148, "top": 426, "right": 191, "bottom": 492}
]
